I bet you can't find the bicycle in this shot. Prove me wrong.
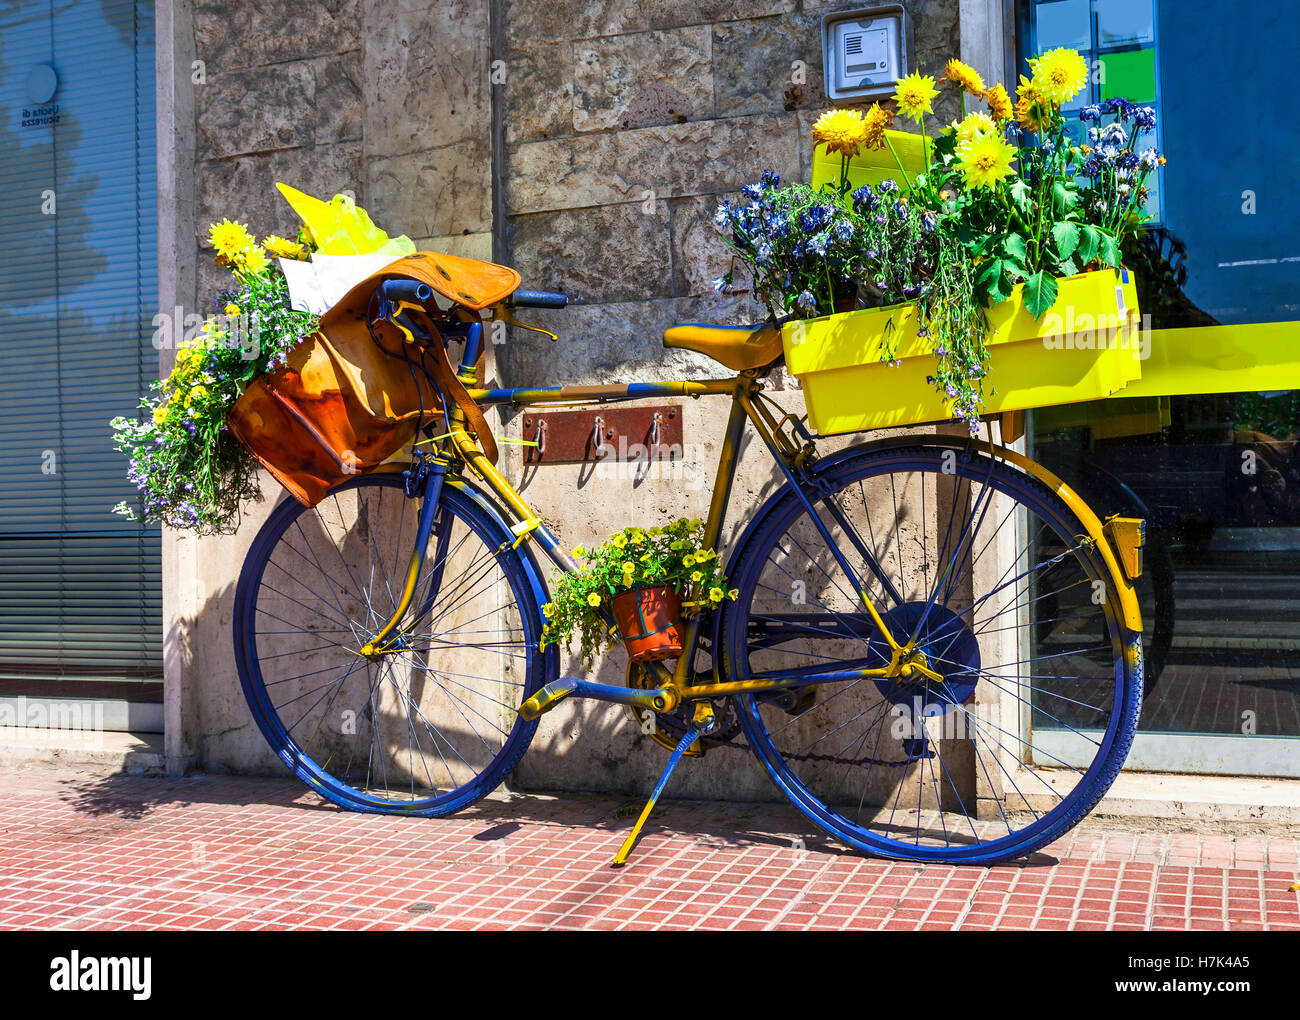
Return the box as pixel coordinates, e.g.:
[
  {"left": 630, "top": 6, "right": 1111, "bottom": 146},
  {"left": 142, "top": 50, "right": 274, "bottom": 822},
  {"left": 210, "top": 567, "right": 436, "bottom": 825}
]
[{"left": 233, "top": 274, "right": 1147, "bottom": 866}]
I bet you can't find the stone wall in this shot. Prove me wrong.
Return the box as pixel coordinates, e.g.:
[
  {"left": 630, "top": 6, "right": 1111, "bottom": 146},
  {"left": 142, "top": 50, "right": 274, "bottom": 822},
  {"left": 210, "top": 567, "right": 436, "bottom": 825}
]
[{"left": 499, "top": 0, "right": 961, "bottom": 388}]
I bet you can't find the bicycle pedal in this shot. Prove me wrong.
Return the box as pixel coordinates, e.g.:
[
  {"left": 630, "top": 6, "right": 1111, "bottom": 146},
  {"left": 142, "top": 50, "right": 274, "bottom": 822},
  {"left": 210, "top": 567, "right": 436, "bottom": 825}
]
[{"left": 517, "top": 676, "right": 579, "bottom": 721}]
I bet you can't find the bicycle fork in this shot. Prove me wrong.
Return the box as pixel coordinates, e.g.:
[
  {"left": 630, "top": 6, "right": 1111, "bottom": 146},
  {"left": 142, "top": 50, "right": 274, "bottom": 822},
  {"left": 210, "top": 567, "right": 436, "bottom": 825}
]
[{"left": 357, "top": 456, "right": 450, "bottom": 658}]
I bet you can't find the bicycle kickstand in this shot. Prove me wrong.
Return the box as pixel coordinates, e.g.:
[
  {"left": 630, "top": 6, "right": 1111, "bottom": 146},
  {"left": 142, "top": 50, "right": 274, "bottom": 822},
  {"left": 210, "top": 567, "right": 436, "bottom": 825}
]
[{"left": 611, "top": 702, "right": 715, "bottom": 867}]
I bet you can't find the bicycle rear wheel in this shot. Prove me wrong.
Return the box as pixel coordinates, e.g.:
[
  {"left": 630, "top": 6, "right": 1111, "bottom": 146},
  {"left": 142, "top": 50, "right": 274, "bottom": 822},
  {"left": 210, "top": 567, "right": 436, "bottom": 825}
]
[
  {"left": 233, "top": 473, "right": 547, "bottom": 815},
  {"left": 721, "top": 441, "right": 1143, "bottom": 864}
]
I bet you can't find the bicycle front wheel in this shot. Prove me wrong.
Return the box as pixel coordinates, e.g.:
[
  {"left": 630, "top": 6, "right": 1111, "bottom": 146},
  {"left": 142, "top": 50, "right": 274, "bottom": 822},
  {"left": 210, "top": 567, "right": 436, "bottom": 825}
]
[
  {"left": 721, "top": 441, "right": 1143, "bottom": 864},
  {"left": 233, "top": 473, "right": 547, "bottom": 816}
]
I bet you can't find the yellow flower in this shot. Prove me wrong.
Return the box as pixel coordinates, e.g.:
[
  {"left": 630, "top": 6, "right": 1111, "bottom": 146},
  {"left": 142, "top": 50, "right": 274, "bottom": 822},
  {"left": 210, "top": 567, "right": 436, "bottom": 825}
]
[
  {"left": 541, "top": 602, "right": 555, "bottom": 617},
  {"left": 956, "top": 133, "right": 1016, "bottom": 190},
  {"left": 860, "top": 102, "right": 894, "bottom": 151},
  {"left": 587, "top": 592, "right": 602, "bottom": 607},
  {"left": 152, "top": 403, "right": 168, "bottom": 425},
  {"left": 639, "top": 552, "right": 652, "bottom": 562},
  {"left": 611, "top": 535, "right": 627, "bottom": 550},
  {"left": 223, "top": 303, "right": 241, "bottom": 317},
  {"left": 683, "top": 554, "right": 695, "bottom": 568},
  {"left": 728, "top": 588, "right": 739, "bottom": 601},
  {"left": 648, "top": 527, "right": 662, "bottom": 537},
  {"left": 573, "top": 545, "right": 586, "bottom": 558},
  {"left": 1014, "top": 75, "right": 1047, "bottom": 132},
  {"left": 237, "top": 247, "right": 269, "bottom": 275},
  {"left": 262, "top": 234, "right": 308, "bottom": 260},
  {"left": 953, "top": 111, "right": 997, "bottom": 147},
  {"left": 942, "top": 58, "right": 984, "bottom": 95},
  {"left": 709, "top": 587, "right": 725, "bottom": 603},
  {"left": 984, "top": 82, "right": 1013, "bottom": 122},
  {"left": 894, "top": 72, "right": 939, "bottom": 123},
  {"left": 691, "top": 571, "right": 703, "bottom": 583},
  {"left": 183, "top": 384, "right": 208, "bottom": 408},
  {"left": 208, "top": 218, "right": 254, "bottom": 258},
  {"left": 1028, "top": 47, "right": 1089, "bottom": 106},
  {"left": 811, "top": 108, "right": 868, "bottom": 158},
  {"left": 623, "top": 561, "right": 636, "bottom": 573},
  {"left": 631, "top": 531, "right": 645, "bottom": 545}
]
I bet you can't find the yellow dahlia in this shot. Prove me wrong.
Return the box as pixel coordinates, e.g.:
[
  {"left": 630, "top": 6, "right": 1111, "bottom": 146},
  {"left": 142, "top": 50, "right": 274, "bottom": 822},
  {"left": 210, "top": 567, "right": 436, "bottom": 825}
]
[
  {"left": 811, "top": 108, "right": 868, "bottom": 157},
  {"left": 1028, "top": 47, "right": 1088, "bottom": 106},
  {"left": 208, "top": 218, "right": 254, "bottom": 258},
  {"left": 237, "top": 246, "right": 269, "bottom": 275},
  {"left": 942, "top": 58, "right": 984, "bottom": 95},
  {"left": 894, "top": 72, "right": 939, "bottom": 123},
  {"left": 984, "top": 82, "right": 1013, "bottom": 122},
  {"left": 262, "top": 234, "right": 308, "bottom": 260},
  {"left": 956, "top": 134, "right": 1016, "bottom": 190},
  {"left": 1014, "top": 75, "right": 1047, "bottom": 132},
  {"left": 862, "top": 102, "right": 894, "bottom": 150},
  {"left": 953, "top": 111, "right": 997, "bottom": 147}
]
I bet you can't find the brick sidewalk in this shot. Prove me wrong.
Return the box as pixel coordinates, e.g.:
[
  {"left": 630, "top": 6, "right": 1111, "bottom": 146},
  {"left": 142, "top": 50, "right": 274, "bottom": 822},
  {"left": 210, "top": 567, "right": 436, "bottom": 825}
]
[{"left": 0, "top": 770, "right": 1296, "bottom": 931}]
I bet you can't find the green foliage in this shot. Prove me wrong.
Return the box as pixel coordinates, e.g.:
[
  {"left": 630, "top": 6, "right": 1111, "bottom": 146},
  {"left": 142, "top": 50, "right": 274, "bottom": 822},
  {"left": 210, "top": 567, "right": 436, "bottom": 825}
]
[
  {"left": 110, "top": 248, "right": 319, "bottom": 534},
  {"left": 541, "top": 519, "right": 734, "bottom": 668}
]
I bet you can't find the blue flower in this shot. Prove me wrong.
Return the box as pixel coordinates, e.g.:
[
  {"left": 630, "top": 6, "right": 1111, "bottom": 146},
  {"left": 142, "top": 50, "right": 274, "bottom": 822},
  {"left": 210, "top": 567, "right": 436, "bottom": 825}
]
[
  {"left": 755, "top": 240, "right": 774, "bottom": 265},
  {"left": 765, "top": 212, "right": 790, "bottom": 237},
  {"left": 799, "top": 204, "right": 831, "bottom": 233},
  {"left": 920, "top": 210, "right": 937, "bottom": 233},
  {"left": 761, "top": 169, "right": 781, "bottom": 189},
  {"left": 742, "top": 182, "right": 763, "bottom": 200},
  {"left": 1079, "top": 104, "right": 1103, "bottom": 123},
  {"left": 795, "top": 290, "right": 818, "bottom": 316},
  {"left": 851, "top": 184, "right": 876, "bottom": 213},
  {"left": 878, "top": 179, "right": 898, "bottom": 194},
  {"left": 833, "top": 219, "right": 855, "bottom": 243},
  {"left": 712, "top": 274, "right": 732, "bottom": 295},
  {"left": 713, "top": 202, "right": 730, "bottom": 229},
  {"left": 1133, "top": 106, "right": 1157, "bottom": 132},
  {"left": 1137, "top": 147, "right": 1160, "bottom": 172}
]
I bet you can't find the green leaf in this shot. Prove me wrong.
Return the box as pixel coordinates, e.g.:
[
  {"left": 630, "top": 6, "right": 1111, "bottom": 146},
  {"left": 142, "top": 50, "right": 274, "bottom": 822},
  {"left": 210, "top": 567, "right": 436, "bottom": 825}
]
[
  {"left": 1022, "top": 271, "right": 1059, "bottom": 320},
  {"left": 1051, "top": 221, "right": 1080, "bottom": 259},
  {"left": 1051, "top": 181, "right": 1079, "bottom": 212},
  {"left": 975, "top": 257, "right": 1002, "bottom": 285},
  {"left": 1002, "top": 233, "right": 1028, "bottom": 263},
  {"left": 1075, "top": 225, "right": 1100, "bottom": 267},
  {"left": 986, "top": 267, "right": 1012, "bottom": 305},
  {"left": 1057, "top": 257, "right": 1079, "bottom": 278},
  {"left": 1097, "top": 230, "right": 1120, "bottom": 267},
  {"left": 1009, "top": 180, "right": 1033, "bottom": 214}
]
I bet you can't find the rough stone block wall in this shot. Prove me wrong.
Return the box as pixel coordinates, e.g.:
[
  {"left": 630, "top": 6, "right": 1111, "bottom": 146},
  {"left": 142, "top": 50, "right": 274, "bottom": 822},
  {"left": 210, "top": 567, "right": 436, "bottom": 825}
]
[{"left": 499, "top": 0, "right": 961, "bottom": 388}]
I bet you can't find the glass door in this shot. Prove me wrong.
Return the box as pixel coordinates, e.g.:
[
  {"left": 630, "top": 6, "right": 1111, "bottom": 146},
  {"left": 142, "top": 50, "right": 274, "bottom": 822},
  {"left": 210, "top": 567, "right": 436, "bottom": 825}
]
[{"left": 1022, "top": 0, "right": 1300, "bottom": 776}]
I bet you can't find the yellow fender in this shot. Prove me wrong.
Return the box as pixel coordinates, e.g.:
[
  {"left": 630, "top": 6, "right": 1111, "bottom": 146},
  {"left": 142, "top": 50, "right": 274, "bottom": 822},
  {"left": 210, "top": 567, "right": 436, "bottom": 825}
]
[
  {"left": 860, "top": 435, "right": 1144, "bottom": 634},
  {"left": 987, "top": 442, "right": 1144, "bottom": 635}
]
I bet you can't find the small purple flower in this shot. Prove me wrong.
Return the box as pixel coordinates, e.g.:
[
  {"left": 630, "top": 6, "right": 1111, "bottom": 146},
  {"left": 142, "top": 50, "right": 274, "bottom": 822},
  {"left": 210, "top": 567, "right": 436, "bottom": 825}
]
[
  {"left": 878, "top": 179, "right": 898, "bottom": 194},
  {"left": 794, "top": 290, "right": 818, "bottom": 316}
]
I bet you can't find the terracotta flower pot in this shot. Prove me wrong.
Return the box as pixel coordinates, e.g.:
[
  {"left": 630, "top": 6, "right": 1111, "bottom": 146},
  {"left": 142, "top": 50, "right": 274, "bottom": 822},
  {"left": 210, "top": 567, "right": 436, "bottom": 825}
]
[{"left": 611, "top": 586, "right": 685, "bottom": 663}]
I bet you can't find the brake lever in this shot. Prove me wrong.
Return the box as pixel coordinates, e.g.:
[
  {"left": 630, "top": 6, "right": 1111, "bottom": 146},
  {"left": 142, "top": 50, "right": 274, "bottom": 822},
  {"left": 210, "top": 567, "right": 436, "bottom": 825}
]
[{"left": 491, "top": 303, "right": 558, "bottom": 342}]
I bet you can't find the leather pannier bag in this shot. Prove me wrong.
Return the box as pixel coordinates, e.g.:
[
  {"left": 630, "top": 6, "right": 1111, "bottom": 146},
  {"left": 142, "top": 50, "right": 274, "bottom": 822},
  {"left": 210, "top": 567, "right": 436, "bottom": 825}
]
[{"left": 227, "top": 251, "right": 520, "bottom": 506}]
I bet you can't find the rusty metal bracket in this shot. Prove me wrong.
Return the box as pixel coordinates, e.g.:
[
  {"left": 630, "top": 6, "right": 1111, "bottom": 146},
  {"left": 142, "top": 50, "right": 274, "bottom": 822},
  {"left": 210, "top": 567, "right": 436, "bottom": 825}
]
[{"left": 521, "top": 405, "right": 684, "bottom": 465}]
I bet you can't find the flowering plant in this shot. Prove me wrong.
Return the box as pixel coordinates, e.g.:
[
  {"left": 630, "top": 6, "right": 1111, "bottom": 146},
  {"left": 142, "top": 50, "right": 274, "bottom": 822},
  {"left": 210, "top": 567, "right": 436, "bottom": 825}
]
[
  {"left": 541, "top": 520, "right": 735, "bottom": 667},
  {"left": 916, "top": 50, "right": 1163, "bottom": 318},
  {"left": 712, "top": 49, "right": 1163, "bottom": 430},
  {"left": 110, "top": 220, "right": 320, "bottom": 534}
]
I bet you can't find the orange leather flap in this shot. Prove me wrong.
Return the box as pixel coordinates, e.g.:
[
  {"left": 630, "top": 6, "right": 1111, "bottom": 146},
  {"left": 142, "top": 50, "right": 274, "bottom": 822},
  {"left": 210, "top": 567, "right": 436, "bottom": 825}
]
[{"left": 322, "top": 251, "right": 521, "bottom": 326}]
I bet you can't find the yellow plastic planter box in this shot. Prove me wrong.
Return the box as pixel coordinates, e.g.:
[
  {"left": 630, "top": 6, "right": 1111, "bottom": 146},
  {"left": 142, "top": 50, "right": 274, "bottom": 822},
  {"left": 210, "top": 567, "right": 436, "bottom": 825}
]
[{"left": 782, "top": 268, "right": 1144, "bottom": 435}]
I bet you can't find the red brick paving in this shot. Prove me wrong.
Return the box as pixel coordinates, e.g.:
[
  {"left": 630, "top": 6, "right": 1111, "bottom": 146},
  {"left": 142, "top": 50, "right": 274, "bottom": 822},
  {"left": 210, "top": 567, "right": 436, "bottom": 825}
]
[{"left": 0, "top": 769, "right": 1296, "bottom": 931}]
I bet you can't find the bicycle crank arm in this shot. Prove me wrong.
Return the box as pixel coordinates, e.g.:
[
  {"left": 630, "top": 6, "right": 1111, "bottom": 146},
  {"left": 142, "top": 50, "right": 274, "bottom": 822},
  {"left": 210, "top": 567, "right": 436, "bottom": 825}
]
[{"left": 518, "top": 677, "right": 679, "bottom": 721}]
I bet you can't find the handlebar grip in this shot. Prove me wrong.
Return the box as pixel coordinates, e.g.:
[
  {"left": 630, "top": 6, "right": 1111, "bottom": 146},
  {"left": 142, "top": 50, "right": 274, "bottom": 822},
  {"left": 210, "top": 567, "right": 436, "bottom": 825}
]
[
  {"left": 376, "top": 279, "right": 433, "bottom": 306},
  {"left": 508, "top": 289, "right": 568, "bottom": 309}
]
